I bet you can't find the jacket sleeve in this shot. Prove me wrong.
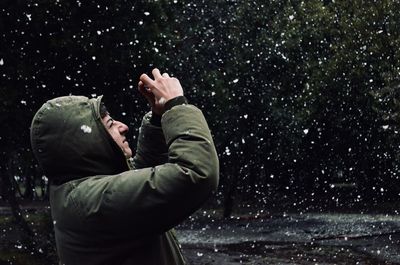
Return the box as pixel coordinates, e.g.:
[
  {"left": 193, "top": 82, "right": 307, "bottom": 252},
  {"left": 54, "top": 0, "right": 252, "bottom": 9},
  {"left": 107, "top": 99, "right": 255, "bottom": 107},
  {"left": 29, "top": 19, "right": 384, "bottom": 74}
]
[
  {"left": 132, "top": 112, "right": 168, "bottom": 168},
  {"left": 68, "top": 104, "right": 219, "bottom": 235}
]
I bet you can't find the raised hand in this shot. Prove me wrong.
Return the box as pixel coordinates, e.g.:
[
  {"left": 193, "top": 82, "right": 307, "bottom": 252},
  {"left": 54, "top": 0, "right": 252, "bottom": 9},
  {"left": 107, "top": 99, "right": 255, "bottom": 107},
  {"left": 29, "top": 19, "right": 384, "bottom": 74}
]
[{"left": 138, "top": 68, "right": 184, "bottom": 115}]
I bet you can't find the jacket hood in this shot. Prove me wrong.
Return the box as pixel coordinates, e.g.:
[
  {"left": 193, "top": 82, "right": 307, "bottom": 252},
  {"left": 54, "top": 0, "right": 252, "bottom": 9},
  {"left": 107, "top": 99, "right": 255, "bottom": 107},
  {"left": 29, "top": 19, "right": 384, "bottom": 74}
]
[{"left": 30, "top": 95, "right": 129, "bottom": 181}]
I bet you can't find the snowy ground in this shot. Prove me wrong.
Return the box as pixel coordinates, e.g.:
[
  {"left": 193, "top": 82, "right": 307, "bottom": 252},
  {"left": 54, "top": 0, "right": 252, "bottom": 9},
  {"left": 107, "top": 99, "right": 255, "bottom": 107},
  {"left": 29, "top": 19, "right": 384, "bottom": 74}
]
[
  {"left": 177, "top": 212, "right": 400, "bottom": 265},
  {"left": 1, "top": 205, "right": 400, "bottom": 264}
]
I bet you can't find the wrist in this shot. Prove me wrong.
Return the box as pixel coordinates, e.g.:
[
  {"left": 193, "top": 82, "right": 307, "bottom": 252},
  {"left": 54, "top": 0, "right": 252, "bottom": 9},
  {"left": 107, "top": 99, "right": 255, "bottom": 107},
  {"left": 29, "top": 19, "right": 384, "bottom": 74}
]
[
  {"left": 164, "top": 96, "right": 188, "bottom": 111},
  {"left": 150, "top": 112, "right": 162, "bottom": 126}
]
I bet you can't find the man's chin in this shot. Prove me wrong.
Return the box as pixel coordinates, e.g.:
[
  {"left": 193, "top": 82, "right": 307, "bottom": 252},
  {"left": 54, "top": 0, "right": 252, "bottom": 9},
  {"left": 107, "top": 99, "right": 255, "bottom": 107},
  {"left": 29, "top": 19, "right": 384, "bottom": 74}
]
[{"left": 124, "top": 149, "right": 133, "bottom": 159}]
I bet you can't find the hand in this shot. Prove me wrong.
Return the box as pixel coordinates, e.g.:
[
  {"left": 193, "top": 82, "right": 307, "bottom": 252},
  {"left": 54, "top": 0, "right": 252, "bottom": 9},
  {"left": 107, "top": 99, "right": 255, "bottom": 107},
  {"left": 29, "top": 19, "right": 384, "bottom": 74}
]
[
  {"left": 138, "top": 68, "right": 184, "bottom": 114},
  {"left": 138, "top": 80, "right": 164, "bottom": 116}
]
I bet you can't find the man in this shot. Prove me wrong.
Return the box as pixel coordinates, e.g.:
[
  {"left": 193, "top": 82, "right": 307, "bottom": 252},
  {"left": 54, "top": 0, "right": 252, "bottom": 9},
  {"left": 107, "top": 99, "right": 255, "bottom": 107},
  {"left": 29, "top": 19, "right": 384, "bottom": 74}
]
[{"left": 30, "top": 68, "right": 219, "bottom": 265}]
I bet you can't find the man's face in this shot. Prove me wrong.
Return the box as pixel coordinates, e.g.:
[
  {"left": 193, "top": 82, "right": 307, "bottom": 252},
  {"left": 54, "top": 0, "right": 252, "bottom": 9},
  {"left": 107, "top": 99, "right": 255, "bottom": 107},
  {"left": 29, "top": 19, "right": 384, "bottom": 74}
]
[{"left": 101, "top": 114, "right": 133, "bottom": 158}]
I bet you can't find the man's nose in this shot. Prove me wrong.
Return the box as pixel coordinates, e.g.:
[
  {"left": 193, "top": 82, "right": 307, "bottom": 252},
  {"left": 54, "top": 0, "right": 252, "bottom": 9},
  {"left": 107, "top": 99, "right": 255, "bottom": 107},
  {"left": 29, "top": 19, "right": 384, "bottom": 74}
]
[{"left": 117, "top": 121, "right": 129, "bottom": 133}]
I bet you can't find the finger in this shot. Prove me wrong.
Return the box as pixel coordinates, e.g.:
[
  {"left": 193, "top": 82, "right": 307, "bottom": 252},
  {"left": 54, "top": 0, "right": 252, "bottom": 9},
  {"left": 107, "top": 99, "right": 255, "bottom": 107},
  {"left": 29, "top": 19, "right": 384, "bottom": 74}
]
[
  {"left": 139, "top": 73, "right": 155, "bottom": 87},
  {"left": 138, "top": 81, "right": 148, "bottom": 94},
  {"left": 162, "top": 73, "right": 170, "bottom": 78},
  {"left": 138, "top": 84, "right": 155, "bottom": 104},
  {"left": 138, "top": 81, "right": 151, "bottom": 96},
  {"left": 152, "top": 68, "right": 162, "bottom": 79},
  {"left": 138, "top": 80, "right": 144, "bottom": 90}
]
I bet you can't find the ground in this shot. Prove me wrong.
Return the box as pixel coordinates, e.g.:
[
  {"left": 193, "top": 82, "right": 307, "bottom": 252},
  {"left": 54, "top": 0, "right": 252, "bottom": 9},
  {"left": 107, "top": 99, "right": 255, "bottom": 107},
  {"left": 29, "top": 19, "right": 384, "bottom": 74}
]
[
  {"left": 178, "top": 211, "right": 400, "bottom": 265},
  {"left": 1, "top": 202, "right": 400, "bottom": 265}
]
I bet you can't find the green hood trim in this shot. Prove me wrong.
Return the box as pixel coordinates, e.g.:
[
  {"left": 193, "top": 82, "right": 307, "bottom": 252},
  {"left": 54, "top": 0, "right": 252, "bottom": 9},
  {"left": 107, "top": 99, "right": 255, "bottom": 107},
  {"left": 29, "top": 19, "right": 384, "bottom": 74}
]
[{"left": 30, "top": 95, "right": 129, "bottom": 181}]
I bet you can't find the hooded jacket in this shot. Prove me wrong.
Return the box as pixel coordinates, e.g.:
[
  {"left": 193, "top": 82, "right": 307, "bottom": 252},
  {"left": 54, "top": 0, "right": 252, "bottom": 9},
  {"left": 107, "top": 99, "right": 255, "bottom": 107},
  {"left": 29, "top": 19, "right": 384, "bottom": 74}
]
[{"left": 30, "top": 95, "right": 219, "bottom": 265}]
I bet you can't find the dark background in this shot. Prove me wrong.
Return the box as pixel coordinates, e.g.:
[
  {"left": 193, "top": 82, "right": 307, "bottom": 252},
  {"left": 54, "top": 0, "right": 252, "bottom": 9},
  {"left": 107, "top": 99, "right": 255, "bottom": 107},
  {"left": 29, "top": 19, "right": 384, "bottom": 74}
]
[
  {"left": 2, "top": 0, "right": 400, "bottom": 209},
  {"left": 1, "top": 0, "right": 400, "bottom": 262}
]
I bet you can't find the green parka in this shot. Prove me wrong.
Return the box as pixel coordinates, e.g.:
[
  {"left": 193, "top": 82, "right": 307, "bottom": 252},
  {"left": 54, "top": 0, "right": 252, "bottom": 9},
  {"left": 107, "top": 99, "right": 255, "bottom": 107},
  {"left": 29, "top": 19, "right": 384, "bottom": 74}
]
[{"left": 30, "top": 95, "right": 219, "bottom": 265}]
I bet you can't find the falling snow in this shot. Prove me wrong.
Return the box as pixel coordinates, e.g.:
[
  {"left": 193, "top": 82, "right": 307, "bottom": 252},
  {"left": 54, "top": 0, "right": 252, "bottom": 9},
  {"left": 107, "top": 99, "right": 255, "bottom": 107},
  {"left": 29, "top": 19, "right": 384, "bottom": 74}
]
[{"left": 1, "top": 0, "right": 400, "bottom": 264}]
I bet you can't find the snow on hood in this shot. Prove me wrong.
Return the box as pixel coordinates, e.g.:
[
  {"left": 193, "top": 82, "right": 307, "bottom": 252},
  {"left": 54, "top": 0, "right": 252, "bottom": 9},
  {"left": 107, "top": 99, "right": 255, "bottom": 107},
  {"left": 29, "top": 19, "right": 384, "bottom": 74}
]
[{"left": 30, "top": 95, "right": 129, "bottom": 181}]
